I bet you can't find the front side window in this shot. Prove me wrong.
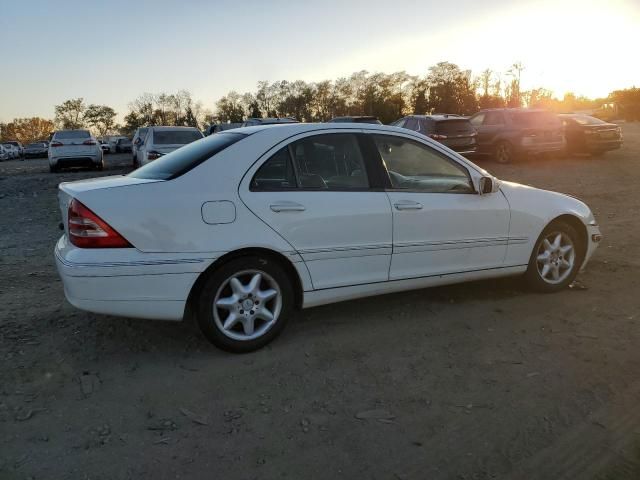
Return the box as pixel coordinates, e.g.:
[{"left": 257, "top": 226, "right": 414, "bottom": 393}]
[
  {"left": 372, "top": 134, "right": 473, "bottom": 193},
  {"left": 290, "top": 133, "right": 369, "bottom": 189}
]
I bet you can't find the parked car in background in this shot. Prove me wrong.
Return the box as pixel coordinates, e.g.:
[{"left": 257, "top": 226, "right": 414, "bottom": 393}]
[
  {"left": 115, "top": 138, "right": 133, "bottom": 153},
  {"left": 136, "top": 126, "right": 204, "bottom": 166},
  {"left": 131, "top": 127, "right": 148, "bottom": 166},
  {"left": 205, "top": 123, "right": 243, "bottom": 136},
  {"left": 24, "top": 142, "right": 48, "bottom": 158},
  {"left": 469, "top": 109, "right": 565, "bottom": 163},
  {"left": 0, "top": 145, "right": 8, "bottom": 161},
  {"left": 48, "top": 129, "right": 103, "bottom": 172},
  {"left": 558, "top": 114, "right": 622, "bottom": 155},
  {"left": 3, "top": 141, "right": 24, "bottom": 158},
  {"left": 391, "top": 114, "right": 477, "bottom": 156},
  {"left": 2, "top": 143, "right": 20, "bottom": 159},
  {"left": 241, "top": 118, "right": 298, "bottom": 127},
  {"left": 328, "top": 116, "right": 382, "bottom": 124},
  {"left": 54, "top": 123, "right": 601, "bottom": 352},
  {"left": 100, "top": 141, "right": 110, "bottom": 153},
  {"left": 103, "top": 135, "right": 128, "bottom": 154}
]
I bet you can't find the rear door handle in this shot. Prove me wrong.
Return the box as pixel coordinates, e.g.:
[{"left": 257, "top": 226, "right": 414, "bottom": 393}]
[
  {"left": 270, "top": 202, "right": 306, "bottom": 212},
  {"left": 394, "top": 201, "right": 423, "bottom": 211}
]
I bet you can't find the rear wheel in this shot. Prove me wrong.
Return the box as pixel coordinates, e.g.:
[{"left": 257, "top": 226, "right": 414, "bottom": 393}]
[
  {"left": 196, "top": 256, "right": 294, "bottom": 353},
  {"left": 525, "top": 221, "right": 582, "bottom": 292},
  {"left": 494, "top": 141, "right": 515, "bottom": 164}
]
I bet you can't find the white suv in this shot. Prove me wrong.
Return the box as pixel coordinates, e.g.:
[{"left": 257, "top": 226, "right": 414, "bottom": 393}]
[
  {"left": 137, "top": 126, "right": 203, "bottom": 166},
  {"left": 49, "top": 130, "right": 104, "bottom": 172}
]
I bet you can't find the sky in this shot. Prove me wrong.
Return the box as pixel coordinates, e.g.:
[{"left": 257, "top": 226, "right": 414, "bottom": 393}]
[{"left": 0, "top": 0, "right": 638, "bottom": 122}]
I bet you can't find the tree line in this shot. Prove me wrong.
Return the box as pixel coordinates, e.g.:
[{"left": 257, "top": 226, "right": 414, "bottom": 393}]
[{"left": 2, "top": 61, "right": 639, "bottom": 145}]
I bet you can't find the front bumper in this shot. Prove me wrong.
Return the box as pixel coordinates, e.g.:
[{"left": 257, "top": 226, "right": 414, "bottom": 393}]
[
  {"left": 54, "top": 236, "right": 213, "bottom": 321},
  {"left": 581, "top": 224, "right": 602, "bottom": 271}
]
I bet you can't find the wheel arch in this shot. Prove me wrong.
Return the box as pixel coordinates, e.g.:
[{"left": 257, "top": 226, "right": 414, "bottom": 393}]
[{"left": 184, "top": 247, "right": 304, "bottom": 321}]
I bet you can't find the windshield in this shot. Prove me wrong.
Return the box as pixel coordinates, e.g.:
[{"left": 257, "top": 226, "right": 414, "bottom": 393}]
[
  {"left": 55, "top": 130, "right": 91, "bottom": 139},
  {"left": 435, "top": 119, "right": 475, "bottom": 134},
  {"left": 129, "top": 132, "right": 247, "bottom": 180},
  {"left": 569, "top": 115, "right": 607, "bottom": 126},
  {"left": 511, "top": 111, "right": 560, "bottom": 127},
  {"left": 27, "top": 143, "right": 43, "bottom": 148},
  {"left": 153, "top": 130, "right": 203, "bottom": 145}
]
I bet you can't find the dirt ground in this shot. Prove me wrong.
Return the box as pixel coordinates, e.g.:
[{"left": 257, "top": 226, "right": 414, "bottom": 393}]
[{"left": 1, "top": 125, "right": 639, "bottom": 480}]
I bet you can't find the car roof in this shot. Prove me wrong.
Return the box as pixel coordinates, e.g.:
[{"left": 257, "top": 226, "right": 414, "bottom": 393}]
[
  {"left": 476, "top": 108, "right": 549, "bottom": 113},
  {"left": 228, "top": 122, "right": 430, "bottom": 138},
  {"left": 149, "top": 126, "right": 201, "bottom": 131},
  {"left": 404, "top": 114, "right": 468, "bottom": 121}
]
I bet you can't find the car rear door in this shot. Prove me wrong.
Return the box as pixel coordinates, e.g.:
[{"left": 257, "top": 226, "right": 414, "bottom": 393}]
[
  {"left": 239, "top": 130, "right": 392, "bottom": 290},
  {"left": 365, "top": 131, "right": 510, "bottom": 280}
]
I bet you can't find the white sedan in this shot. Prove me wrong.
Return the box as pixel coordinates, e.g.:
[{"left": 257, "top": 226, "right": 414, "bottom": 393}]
[{"left": 55, "top": 123, "right": 601, "bottom": 352}]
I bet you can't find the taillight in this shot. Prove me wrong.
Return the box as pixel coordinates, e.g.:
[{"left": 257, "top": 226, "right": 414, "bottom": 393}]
[
  {"left": 147, "top": 151, "right": 162, "bottom": 160},
  {"left": 50, "top": 141, "right": 63, "bottom": 147},
  {"left": 83, "top": 139, "right": 97, "bottom": 145},
  {"left": 67, "top": 199, "right": 132, "bottom": 248},
  {"left": 429, "top": 134, "right": 447, "bottom": 140}
]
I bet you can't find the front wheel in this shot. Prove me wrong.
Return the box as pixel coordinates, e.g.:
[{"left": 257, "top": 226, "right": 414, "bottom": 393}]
[
  {"left": 525, "top": 221, "right": 582, "bottom": 292},
  {"left": 196, "top": 256, "right": 294, "bottom": 353}
]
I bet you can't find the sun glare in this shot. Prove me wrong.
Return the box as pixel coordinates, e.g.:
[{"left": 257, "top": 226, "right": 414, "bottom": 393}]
[{"left": 312, "top": 0, "right": 639, "bottom": 100}]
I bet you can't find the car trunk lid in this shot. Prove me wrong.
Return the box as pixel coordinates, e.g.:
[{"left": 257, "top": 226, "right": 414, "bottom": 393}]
[{"left": 58, "top": 176, "right": 163, "bottom": 238}]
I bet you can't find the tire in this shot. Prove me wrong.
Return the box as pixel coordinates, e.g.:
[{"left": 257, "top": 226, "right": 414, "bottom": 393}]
[
  {"left": 196, "top": 256, "right": 294, "bottom": 353},
  {"left": 132, "top": 155, "right": 138, "bottom": 168},
  {"left": 525, "top": 220, "right": 583, "bottom": 293},
  {"left": 494, "top": 141, "right": 515, "bottom": 164}
]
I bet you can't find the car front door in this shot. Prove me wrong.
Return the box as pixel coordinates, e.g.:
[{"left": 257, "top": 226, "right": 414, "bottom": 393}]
[
  {"left": 366, "top": 132, "right": 510, "bottom": 281},
  {"left": 239, "top": 131, "right": 392, "bottom": 290}
]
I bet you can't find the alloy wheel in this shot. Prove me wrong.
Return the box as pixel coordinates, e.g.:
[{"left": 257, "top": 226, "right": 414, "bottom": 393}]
[
  {"left": 536, "top": 231, "right": 576, "bottom": 284},
  {"left": 213, "top": 270, "right": 282, "bottom": 341}
]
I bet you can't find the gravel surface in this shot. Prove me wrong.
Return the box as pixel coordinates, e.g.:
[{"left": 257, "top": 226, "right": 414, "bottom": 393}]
[{"left": 1, "top": 126, "right": 639, "bottom": 479}]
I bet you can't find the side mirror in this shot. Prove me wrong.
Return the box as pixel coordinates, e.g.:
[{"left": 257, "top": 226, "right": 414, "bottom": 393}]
[{"left": 479, "top": 176, "right": 494, "bottom": 195}]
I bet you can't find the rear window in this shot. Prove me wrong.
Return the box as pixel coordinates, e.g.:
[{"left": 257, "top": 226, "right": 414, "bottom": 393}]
[
  {"left": 511, "top": 111, "right": 560, "bottom": 127},
  {"left": 27, "top": 143, "right": 44, "bottom": 148},
  {"left": 55, "top": 130, "right": 91, "bottom": 139},
  {"left": 129, "top": 132, "right": 247, "bottom": 180},
  {"left": 153, "top": 129, "right": 203, "bottom": 145},
  {"left": 435, "top": 119, "right": 475, "bottom": 134}
]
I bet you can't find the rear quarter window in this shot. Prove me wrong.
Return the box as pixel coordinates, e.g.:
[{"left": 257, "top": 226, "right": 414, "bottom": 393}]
[{"left": 129, "top": 132, "right": 247, "bottom": 180}]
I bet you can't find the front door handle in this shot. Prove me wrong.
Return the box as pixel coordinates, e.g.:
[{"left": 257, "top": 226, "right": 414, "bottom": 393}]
[
  {"left": 394, "top": 201, "right": 423, "bottom": 211},
  {"left": 270, "top": 202, "right": 306, "bottom": 212}
]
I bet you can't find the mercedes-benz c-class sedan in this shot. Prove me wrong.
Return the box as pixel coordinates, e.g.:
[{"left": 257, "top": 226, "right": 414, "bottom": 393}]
[{"left": 55, "top": 123, "right": 601, "bottom": 352}]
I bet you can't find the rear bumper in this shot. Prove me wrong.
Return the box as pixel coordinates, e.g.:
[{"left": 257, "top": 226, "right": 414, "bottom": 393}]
[
  {"left": 50, "top": 153, "right": 102, "bottom": 167},
  {"left": 54, "top": 236, "right": 215, "bottom": 321}
]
